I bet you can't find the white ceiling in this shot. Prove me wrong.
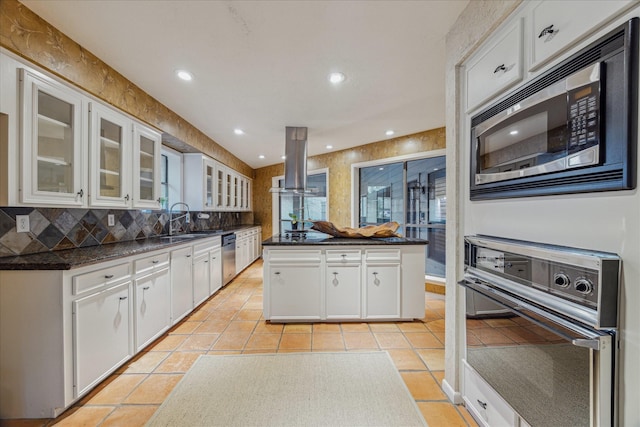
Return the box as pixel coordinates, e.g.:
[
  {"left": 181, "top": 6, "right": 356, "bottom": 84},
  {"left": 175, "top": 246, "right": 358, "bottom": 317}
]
[{"left": 22, "top": 0, "right": 468, "bottom": 169}]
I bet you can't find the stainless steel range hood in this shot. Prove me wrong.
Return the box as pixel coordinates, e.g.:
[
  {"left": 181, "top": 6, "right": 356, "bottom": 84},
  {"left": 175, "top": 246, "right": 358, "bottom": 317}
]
[{"left": 270, "top": 126, "right": 317, "bottom": 194}]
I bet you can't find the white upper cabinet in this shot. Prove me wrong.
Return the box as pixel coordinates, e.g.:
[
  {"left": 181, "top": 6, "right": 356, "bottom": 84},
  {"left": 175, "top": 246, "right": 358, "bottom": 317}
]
[
  {"left": 529, "top": 0, "right": 634, "bottom": 71},
  {"left": 132, "top": 124, "right": 161, "bottom": 209},
  {"left": 184, "top": 155, "right": 251, "bottom": 211},
  {"left": 15, "top": 65, "right": 162, "bottom": 209},
  {"left": 89, "top": 102, "right": 131, "bottom": 207},
  {"left": 465, "top": 19, "right": 523, "bottom": 112},
  {"left": 20, "top": 69, "right": 86, "bottom": 206}
]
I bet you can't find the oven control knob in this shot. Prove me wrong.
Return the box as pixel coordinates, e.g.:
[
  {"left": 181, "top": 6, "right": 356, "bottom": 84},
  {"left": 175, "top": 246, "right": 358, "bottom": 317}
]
[
  {"left": 574, "top": 278, "right": 593, "bottom": 295},
  {"left": 553, "top": 273, "right": 571, "bottom": 288}
]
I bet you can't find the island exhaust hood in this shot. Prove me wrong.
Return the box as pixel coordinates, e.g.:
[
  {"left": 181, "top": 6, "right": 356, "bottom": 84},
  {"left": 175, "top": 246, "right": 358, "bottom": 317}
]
[{"left": 270, "top": 126, "right": 317, "bottom": 194}]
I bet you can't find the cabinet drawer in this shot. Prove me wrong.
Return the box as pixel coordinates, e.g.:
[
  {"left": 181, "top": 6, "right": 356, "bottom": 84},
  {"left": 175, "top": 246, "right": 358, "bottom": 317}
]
[
  {"left": 134, "top": 252, "right": 170, "bottom": 275},
  {"left": 466, "top": 18, "right": 523, "bottom": 112},
  {"left": 266, "top": 249, "right": 322, "bottom": 264},
  {"left": 463, "top": 361, "right": 517, "bottom": 427},
  {"left": 72, "top": 262, "right": 131, "bottom": 296},
  {"left": 326, "top": 249, "right": 361, "bottom": 263},
  {"left": 365, "top": 249, "right": 401, "bottom": 262},
  {"left": 530, "top": 0, "right": 633, "bottom": 71}
]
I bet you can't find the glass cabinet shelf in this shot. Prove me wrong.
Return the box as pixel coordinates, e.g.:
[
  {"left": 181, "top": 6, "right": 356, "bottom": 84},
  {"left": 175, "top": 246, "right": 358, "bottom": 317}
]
[{"left": 37, "top": 114, "right": 70, "bottom": 139}]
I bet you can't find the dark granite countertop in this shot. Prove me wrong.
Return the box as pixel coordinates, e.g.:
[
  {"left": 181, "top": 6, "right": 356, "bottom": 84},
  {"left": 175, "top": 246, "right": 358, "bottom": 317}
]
[
  {"left": 0, "top": 225, "right": 261, "bottom": 271},
  {"left": 262, "top": 232, "right": 428, "bottom": 246}
]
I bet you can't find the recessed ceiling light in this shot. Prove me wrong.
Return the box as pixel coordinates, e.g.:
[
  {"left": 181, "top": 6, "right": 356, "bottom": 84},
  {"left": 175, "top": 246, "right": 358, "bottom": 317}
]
[
  {"left": 385, "top": 130, "right": 395, "bottom": 136},
  {"left": 281, "top": 155, "right": 286, "bottom": 160},
  {"left": 379, "top": 167, "right": 384, "bottom": 171},
  {"left": 510, "top": 130, "right": 519, "bottom": 135},
  {"left": 234, "top": 129, "right": 244, "bottom": 135},
  {"left": 175, "top": 70, "right": 193, "bottom": 81},
  {"left": 328, "top": 72, "right": 346, "bottom": 84},
  {"left": 326, "top": 145, "right": 333, "bottom": 149},
  {"left": 259, "top": 155, "right": 265, "bottom": 159}
]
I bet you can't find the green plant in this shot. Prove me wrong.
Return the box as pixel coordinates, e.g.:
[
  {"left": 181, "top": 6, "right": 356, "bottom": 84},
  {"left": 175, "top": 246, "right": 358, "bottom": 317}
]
[{"left": 289, "top": 212, "right": 298, "bottom": 224}]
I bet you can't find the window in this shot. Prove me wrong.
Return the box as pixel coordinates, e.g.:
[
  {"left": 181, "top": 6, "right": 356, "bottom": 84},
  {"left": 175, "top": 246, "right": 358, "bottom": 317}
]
[
  {"left": 358, "top": 156, "right": 446, "bottom": 278},
  {"left": 274, "top": 171, "right": 328, "bottom": 234},
  {"left": 160, "top": 153, "right": 168, "bottom": 210}
]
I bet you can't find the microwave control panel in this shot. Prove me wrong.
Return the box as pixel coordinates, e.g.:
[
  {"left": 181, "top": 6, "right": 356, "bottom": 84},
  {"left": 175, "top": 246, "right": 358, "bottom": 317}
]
[{"left": 568, "top": 81, "right": 600, "bottom": 151}]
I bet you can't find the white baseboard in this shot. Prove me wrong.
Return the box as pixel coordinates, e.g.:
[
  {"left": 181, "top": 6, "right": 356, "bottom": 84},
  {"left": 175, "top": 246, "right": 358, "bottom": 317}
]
[{"left": 442, "top": 378, "right": 464, "bottom": 404}]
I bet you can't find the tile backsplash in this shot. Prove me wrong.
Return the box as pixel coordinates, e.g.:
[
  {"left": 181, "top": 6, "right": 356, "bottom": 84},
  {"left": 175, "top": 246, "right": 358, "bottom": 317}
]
[{"left": 0, "top": 207, "right": 244, "bottom": 258}]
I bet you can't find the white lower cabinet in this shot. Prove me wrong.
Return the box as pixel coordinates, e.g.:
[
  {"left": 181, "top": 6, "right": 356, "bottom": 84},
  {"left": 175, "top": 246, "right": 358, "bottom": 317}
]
[
  {"left": 364, "top": 263, "right": 401, "bottom": 319},
  {"left": 463, "top": 361, "right": 518, "bottom": 427},
  {"left": 268, "top": 264, "right": 323, "bottom": 320},
  {"left": 192, "top": 252, "right": 210, "bottom": 307},
  {"left": 265, "top": 249, "right": 323, "bottom": 321},
  {"left": 263, "top": 245, "right": 425, "bottom": 322},
  {"left": 325, "top": 249, "right": 362, "bottom": 320},
  {"left": 170, "top": 245, "right": 193, "bottom": 324},
  {"left": 0, "top": 233, "right": 245, "bottom": 419},
  {"left": 326, "top": 263, "right": 361, "bottom": 319},
  {"left": 73, "top": 281, "right": 133, "bottom": 397},
  {"left": 210, "top": 247, "right": 222, "bottom": 295},
  {"left": 134, "top": 267, "right": 171, "bottom": 352}
]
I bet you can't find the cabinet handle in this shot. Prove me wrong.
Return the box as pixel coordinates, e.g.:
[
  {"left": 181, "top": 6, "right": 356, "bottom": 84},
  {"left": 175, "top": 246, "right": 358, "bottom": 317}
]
[
  {"left": 142, "top": 286, "right": 150, "bottom": 290},
  {"left": 124, "top": 194, "right": 130, "bottom": 202},
  {"left": 76, "top": 189, "right": 84, "bottom": 199},
  {"left": 157, "top": 197, "right": 162, "bottom": 203},
  {"left": 104, "top": 274, "right": 114, "bottom": 279},
  {"left": 152, "top": 260, "right": 159, "bottom": 264},
  {"left": 274, "top": 272, "right": 280, "bottom": 275},
  {"left": 538, "top": 24, "right": 555, "bottom": 39},
  {"left": 204, "top": 260, "right": 209, "bottom": 263},
  {"left": 119, "top": 296, "right": 128, "bottom": 300},
  {"left": 477, "top": 399, "right": 487, "bottom": 410},
  {"left": 186, "top": 254, "right": 191, "bottom": 258},
  {"left": 493, "top": 64, "right": 506, "bottom": 74}
]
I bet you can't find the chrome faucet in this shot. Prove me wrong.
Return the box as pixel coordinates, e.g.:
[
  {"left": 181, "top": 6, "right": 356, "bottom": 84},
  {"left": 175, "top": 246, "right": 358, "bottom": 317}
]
[{"left": 169, "top": 202, "right": 190, "bottom": 236}]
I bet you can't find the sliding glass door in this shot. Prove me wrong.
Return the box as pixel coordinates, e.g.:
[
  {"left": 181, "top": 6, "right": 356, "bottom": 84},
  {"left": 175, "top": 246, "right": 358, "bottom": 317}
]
[{"left": 358, "top": 156, "right": 446, "bottom": 278}]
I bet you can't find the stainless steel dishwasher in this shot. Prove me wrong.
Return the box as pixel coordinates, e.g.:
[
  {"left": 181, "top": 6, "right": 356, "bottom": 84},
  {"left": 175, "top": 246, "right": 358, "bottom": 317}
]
[{"left": 222, "top": 233, "right": 236, "bottom": 285}]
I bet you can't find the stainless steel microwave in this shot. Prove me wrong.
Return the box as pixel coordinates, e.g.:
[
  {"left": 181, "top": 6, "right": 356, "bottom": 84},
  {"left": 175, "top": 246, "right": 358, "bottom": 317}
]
[{"left": 470, "top": 18, "right": 638, "bottom": 200}]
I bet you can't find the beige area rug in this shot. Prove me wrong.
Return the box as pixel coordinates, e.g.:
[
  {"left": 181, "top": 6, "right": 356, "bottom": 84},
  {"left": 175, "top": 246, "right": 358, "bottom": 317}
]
[{"left": 146, "top": 351, "right": 428, "bottom": 427}]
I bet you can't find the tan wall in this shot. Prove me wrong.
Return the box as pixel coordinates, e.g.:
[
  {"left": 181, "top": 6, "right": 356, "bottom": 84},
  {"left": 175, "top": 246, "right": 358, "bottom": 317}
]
[
  {"left": 254, "top": 128, "right": 446, "bottom": 237},
  {"left": 0, "top": 0, "right": 252, "bottom": 177}
]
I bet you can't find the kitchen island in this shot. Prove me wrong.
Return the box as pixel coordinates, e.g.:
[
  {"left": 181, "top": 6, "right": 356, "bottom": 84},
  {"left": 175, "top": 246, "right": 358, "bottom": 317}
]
[{"left": 262, "top": 232, "right": 428, "bottom": 322}]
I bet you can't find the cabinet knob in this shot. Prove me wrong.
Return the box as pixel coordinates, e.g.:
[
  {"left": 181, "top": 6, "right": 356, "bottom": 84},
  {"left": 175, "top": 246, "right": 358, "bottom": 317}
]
[
  {"left": 538, "top": 24, "right": 556, "bottom": 39},
  {"left": 76, "top": 189, "right": 84, "bottom": 199},
  {"left": 493, "top": 64, "right": 507, "bottom": 74},
  {"left": 104, "top": 274, "right": 114, "bottom": 279},
  {"left": 124, "top": 194, "right": 130, "bottom": 202}
]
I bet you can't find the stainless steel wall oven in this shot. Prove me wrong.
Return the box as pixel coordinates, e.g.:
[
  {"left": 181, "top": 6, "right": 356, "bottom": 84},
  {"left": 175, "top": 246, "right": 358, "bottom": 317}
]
[
  {"left": 470, "top": 18, "right": 638, "bottom": 200},
  {"left": 460, "top": 235, "right": 620, "bottom": 426}
]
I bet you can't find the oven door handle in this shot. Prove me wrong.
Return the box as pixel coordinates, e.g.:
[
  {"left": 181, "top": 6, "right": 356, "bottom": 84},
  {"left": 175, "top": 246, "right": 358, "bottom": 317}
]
[{"left": 459, "top": 276, "right": 608, "bottom": 349}]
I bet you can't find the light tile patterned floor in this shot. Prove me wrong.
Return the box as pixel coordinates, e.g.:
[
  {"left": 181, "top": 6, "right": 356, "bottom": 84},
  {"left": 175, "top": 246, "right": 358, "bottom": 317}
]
[{"left": 2, "top": 259, "right": 478, "bottom": 427}]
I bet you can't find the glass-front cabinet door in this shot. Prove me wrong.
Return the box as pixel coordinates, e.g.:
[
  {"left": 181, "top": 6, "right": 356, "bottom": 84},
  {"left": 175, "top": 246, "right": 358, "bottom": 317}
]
[
  {"left": 244, "top": 179, "right": 251, "bottom": 211},
  {"left": 204, "top": 159, "right": 215, "bottom": 209},
  {"left": 20, "top": 69, "right": 85, "bottom": 205},
  {"left": 215, "top": 164, "right": 226, "bottom": 210},
  {"left": 133, "top": 124, "right": 161, "bottom": 209},
  {"left": 89, "top": 102, "right": 131, "bottom": 207},
  {"left": 225, "top": 170, "right": 233, "bottom": 210}
]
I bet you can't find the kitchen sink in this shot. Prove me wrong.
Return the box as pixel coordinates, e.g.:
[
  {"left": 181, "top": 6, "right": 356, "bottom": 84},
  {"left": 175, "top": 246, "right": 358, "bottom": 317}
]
[{"left": 159, "top": 234, "right": 199, "bottom": 241}]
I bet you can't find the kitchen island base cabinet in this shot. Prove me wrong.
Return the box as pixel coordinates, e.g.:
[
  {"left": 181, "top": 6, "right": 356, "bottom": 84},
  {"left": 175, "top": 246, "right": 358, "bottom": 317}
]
[{"left": 262, "top": 244, "right": 426, "bottom": 322}]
